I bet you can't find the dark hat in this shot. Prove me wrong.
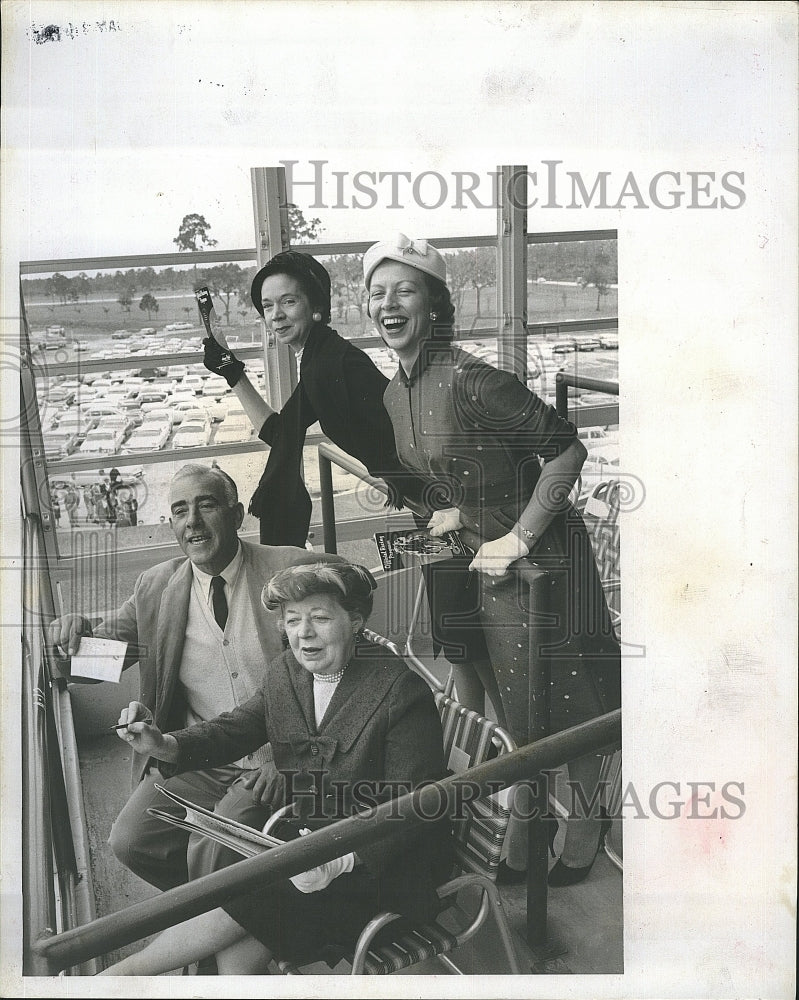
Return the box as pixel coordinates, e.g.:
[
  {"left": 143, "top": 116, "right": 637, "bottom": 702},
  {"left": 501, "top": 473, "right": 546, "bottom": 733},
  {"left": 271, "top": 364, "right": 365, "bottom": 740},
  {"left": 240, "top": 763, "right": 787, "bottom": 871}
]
[{"left": 251, "top": 251, "right": 331, "bottom": 323}]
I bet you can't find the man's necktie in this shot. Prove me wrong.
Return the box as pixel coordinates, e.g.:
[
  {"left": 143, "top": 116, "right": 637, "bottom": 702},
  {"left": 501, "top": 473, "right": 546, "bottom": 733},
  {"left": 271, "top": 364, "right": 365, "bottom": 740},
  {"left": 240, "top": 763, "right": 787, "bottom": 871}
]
[{"left": 210, "top": 575, "right": 228, "bottom": 631}]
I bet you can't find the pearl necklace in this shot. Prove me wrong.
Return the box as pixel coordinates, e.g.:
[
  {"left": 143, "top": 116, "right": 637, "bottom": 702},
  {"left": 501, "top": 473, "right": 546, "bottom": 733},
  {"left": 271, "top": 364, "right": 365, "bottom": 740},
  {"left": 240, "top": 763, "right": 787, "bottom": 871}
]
[{"left": 313, "top": 666, "right": 346, "bottom": 684}]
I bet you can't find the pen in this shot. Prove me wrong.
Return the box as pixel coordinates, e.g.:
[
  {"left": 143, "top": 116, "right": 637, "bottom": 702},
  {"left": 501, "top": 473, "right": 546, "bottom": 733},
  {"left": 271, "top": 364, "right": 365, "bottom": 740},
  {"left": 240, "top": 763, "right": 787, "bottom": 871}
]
[{"left": 109, "top": 717, "right": 152, "bottom": 731}]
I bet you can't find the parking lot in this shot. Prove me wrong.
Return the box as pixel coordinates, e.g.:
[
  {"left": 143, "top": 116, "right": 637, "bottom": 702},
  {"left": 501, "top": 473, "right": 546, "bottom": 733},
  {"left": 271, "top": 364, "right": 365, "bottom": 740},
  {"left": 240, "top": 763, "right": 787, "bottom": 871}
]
[{"left": 36, "top": 320, "right": 618, "bottom": 531}]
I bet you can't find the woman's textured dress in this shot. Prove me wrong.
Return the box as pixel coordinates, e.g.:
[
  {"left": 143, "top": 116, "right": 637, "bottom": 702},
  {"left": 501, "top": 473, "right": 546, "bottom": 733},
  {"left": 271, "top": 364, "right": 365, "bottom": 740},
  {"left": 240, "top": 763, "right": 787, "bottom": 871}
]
[{"left": 383, "top": 344, "right": 621, "bottom": 745}]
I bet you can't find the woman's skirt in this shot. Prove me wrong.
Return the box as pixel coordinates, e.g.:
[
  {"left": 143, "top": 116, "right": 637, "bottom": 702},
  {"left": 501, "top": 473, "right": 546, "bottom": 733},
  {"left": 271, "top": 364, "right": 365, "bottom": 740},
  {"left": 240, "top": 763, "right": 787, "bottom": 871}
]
[
  {"left": 458, "top": 502, "right": 621, "bottom": 746},
  {"left": 223, "top": 867, "right": 410, "bottom": 967}
]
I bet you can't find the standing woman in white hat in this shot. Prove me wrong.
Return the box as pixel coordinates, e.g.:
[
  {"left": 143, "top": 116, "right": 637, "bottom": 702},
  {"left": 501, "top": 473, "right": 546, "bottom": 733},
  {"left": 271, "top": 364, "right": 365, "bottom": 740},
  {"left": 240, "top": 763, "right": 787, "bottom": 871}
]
[{"left": 363, "top": 236, "right": 621, "bottom": 886}]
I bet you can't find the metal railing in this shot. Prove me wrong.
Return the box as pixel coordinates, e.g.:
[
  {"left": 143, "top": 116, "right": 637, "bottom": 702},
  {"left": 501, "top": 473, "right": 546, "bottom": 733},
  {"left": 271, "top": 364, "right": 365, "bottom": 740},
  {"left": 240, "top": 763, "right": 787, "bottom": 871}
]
[
  {"left": 21, "top": 514, "right": 100, "bottom": 976},
  {"left": 31, "top": 707, "right": 621, "bottom": 973}
]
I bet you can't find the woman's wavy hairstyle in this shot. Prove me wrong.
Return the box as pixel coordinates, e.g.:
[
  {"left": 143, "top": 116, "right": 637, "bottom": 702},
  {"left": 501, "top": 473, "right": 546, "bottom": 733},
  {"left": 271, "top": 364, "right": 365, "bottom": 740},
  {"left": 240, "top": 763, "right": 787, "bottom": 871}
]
[
  {"left": 424, "top": 273, "right": 456, "bottom": 341},
  {"left": 262, "top": 561, "right": 377, "bottom": 623}
]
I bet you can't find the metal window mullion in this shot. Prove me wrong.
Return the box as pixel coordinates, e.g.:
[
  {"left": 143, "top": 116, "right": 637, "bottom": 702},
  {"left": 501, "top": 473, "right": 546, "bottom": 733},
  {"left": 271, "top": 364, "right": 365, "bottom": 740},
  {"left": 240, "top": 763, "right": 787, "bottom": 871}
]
[
  {"left": 496, "top": 165, "right": 528, "bottom": 380},
  {"left": 20, "top": 321, "right": 61, "bottom": 574},
  {"left": 250, "top": 167, "right": 296, "bottom": 412}
]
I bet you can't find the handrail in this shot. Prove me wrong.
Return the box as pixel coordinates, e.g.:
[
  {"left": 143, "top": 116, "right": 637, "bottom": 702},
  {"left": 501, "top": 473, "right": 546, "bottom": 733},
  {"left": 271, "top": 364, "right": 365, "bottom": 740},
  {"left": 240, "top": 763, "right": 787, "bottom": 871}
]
[
  {"left": 317, "top": 441, "right": 410, "bottom": 553},
  {"left": 32, "top": 708, "right": 621, "bottom": 973},
  {"left": 555, "top": 371, "right": 619, "bottom": 419}
]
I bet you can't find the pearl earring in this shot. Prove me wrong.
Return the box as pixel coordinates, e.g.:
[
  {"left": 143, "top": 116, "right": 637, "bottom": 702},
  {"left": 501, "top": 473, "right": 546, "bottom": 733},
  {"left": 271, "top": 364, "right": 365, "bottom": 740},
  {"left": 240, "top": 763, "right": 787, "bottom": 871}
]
[
  {"left": 430, "top": 311, "right": 438, "bottom": 322},
  {"left": 312, "top": 311, "right": 322, "bottom": 323}
]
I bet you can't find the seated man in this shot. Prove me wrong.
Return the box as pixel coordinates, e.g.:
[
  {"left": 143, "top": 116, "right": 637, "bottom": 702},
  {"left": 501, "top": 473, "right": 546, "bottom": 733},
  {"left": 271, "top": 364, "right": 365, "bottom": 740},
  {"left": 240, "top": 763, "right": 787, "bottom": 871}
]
[{"left": 50, "top": 462, "right": 341, "bottom": 891}]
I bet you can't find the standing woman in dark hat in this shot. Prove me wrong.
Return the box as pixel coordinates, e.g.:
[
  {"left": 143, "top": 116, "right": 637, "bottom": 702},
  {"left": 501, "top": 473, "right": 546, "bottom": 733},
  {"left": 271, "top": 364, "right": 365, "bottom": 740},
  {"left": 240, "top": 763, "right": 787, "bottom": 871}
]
[
  {"left": 203, "top": 251, "right": 422, "bottom": 546},
  {"left": 363, "top": 235, "right": 621, "bottom": 886}
]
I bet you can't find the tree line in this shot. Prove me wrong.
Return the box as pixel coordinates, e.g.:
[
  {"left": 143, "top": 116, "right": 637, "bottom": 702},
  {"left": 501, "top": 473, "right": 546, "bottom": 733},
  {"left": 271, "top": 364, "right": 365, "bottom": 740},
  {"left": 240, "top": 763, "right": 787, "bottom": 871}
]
[{"left": 22, "top": 212, "right": 617, "bottom": 327}]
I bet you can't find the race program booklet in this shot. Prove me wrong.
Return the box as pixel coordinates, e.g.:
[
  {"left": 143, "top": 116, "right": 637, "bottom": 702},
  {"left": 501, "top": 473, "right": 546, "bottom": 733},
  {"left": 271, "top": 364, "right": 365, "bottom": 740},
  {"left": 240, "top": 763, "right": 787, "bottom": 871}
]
[
  {"left": 147, "top": 783, "right": 284, "bottom": 859},
  {"left": 373, "top": 528, "right": 472, "bottom": 572}
]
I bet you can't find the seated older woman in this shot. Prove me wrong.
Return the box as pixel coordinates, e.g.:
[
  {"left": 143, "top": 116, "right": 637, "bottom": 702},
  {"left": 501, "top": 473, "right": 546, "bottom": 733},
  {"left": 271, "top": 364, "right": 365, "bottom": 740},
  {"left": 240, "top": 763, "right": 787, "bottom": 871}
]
[{"left": 100, "top": 562, "right": 452, "bottom": 976}]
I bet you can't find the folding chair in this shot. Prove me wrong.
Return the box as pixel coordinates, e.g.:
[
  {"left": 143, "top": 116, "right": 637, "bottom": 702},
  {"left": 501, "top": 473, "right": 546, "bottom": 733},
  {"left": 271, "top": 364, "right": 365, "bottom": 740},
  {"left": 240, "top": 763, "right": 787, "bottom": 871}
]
[
  {"left": 579, "top": 479, "right": 622, "bottom": 639},
  {"left": 278, "top": 692, "right": 523, "bottom": 975},
  {"left": 578, "top": 479, "right": 623, "bottom": 870}
]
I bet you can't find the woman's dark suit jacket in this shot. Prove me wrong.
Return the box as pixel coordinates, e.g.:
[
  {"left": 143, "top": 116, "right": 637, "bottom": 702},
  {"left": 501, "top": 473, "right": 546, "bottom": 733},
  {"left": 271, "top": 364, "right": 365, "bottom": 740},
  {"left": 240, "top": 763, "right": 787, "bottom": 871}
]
[
  {"left": 164, "top": 641, "right": 453, "bottom": 920},
  {"left": 248, "top": 324, "right": 423, "bottom": 546}
]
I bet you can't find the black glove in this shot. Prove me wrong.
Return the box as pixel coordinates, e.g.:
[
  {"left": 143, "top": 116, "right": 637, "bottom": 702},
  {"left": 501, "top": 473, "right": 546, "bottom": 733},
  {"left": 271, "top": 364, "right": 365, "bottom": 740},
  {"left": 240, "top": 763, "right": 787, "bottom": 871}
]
[{"left": 203, "top": 336, "right": 245, "bottom": 388}]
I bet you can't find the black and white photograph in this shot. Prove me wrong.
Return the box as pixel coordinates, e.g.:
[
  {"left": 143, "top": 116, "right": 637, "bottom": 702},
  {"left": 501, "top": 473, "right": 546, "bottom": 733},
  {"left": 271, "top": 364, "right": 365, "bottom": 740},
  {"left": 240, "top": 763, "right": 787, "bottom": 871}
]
[{"left": 1, "top": 2, "right": 796, "bottom": 997}]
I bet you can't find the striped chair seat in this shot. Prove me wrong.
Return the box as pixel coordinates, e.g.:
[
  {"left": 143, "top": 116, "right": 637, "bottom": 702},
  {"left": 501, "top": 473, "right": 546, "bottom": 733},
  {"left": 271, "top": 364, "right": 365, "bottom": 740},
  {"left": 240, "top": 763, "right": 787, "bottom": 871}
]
[{"left": 359, "top": 923, "right": 460, "bottom": 975}]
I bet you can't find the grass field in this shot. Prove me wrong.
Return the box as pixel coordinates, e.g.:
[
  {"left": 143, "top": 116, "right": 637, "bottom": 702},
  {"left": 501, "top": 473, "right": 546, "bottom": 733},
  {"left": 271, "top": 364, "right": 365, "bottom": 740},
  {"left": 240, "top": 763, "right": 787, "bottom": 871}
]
[{"left": 23, "top": 278, "right": 617, "bottom": 349}]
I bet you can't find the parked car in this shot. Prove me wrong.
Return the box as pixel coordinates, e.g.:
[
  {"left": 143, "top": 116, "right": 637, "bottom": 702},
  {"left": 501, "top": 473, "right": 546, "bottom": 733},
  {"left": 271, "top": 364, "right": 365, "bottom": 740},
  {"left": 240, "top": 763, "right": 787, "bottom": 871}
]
[
  {"left": 104, "top": 387, "right": 137, "bottom": 405},
  {"left": 173, "top": 400, "right": 207, "bottom": 424},
  {"left": 167, "top": 365, "right": 189, "bottom": 380},
  {"left": 163, "top": 322, "right": 195, "bottom": 331},
  {"left": 74, "top": 340, "right": 90, "bottom": 352},
  {"left": 599, "top": 334, "right": 619, "bottom": 350},
  {"left": 171, "top": 390, "right": 198, "bottom": 408},
  {"left": 140, "top": 327, "right": 157, "bottom": 336},
  {"left": 552, "top": 340, "right": 578, "bottom": 354},
  {"left": 102, "top": 415, "right": 136, "bottom": 441},
  {"left": 138, "top": 390, "right": 170, "bottom": 414},
  {"left": 182, "top": 374, "right": 207, "bottom": 394},
  {"left": 79, "top": 427, "right": 126, "bottom": 455},
  {"left": 116, "top": 399, "right": 145, "bottom": 428},
  {"left": 70, "top": 385, "right": 98, "bottom": 405},
  {"left": 142, "top": 406, "right": 174, "bottom": 429},
  {"left": 123, "top": 421, "right": 172, "bottom": 453},
  {"left": 200, "top": 380, "right": 225, "bottom": 397},
  {"left": 175, "top": 406, "right": 210, "bottom": 426},
  {"left": 111, "top": 329, "right": 132, "bottom": 339},
  {"left": 575, "top": 338, "right": 601, "bottom": 352},
  {"left": 149, "top": 378, "right": 178, "bottom": 394},
  {"left": 80, "top": 402, "right": 125, "bottom": 421},
  {"left": 53, "top": 411, "right": 98, "bottom": 436},
  {"left": 46, "top": 387, "right": 76, "bottom": 406},
  {"left": 44, "top": 430, "right": 80, "bottom": 461},
  {"left": 172, "top": 417, "right": 211, "bottom": 448},
  {"left": 213, "top": 416, "right": 251, "bottom": 445}
]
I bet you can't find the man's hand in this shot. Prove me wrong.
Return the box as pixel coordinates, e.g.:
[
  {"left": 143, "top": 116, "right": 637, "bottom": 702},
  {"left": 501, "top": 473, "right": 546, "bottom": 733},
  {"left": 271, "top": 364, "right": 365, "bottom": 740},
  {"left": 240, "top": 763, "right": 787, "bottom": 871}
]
[
  {"left": 203, "top": 335, "right": 245, "bottom": 388},
  {"left": 114, "top": 700, "right": 177, "bottom": 762},
  {"left": 240, "top": 762, "right": 288, "bottom": 809},
  {"left": 49, "top": 614, "right": 93, "bottom": 656},
  {"left": 469, "top": 531, "right": 530, "bottom": 578}
]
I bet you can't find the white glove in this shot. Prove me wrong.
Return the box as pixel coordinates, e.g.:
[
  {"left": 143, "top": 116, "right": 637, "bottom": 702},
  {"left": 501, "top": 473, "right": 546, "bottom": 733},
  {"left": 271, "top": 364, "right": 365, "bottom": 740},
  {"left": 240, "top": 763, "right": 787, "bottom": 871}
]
[
  {"left": 290, "top": 851, "right": 355, "bottom": 894},
  {"left": 427, "top": 507, "right": 462, "bottom": 536},
  {"left": 469, "top": 531, "right": 530, "bottom": 578}
]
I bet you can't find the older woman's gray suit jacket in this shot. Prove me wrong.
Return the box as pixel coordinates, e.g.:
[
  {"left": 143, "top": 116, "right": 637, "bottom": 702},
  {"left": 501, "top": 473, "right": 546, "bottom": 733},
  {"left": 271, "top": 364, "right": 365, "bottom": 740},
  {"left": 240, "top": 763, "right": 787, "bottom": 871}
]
[{"left": 166, "top": 642, "right": 453, "bottom": 919}]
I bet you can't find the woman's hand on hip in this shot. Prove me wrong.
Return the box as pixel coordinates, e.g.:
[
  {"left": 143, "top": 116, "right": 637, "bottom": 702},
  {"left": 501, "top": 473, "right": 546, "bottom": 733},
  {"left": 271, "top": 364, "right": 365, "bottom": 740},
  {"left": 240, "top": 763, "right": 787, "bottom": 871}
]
[{"left": 469, "top": 532, "right": 530, "bottom": 578}]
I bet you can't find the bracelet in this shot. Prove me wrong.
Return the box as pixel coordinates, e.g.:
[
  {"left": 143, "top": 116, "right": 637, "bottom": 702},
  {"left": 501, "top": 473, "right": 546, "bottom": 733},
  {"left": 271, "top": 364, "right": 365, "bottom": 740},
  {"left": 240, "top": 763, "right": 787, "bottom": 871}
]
[{"left": 513, "top": 525, "right": 539, "bottom": 547}]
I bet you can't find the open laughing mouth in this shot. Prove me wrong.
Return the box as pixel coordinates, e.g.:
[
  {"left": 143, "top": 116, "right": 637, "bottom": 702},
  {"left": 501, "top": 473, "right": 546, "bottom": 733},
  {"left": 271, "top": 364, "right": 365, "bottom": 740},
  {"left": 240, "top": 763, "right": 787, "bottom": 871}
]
[
  {"left": 381, "top": 316, "right": 407, "bottom": 332},
  {"left": 187, "top": 533, "right": 211, "bottom": 545}
]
